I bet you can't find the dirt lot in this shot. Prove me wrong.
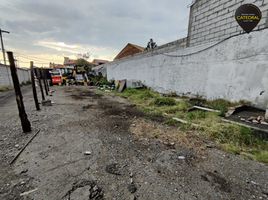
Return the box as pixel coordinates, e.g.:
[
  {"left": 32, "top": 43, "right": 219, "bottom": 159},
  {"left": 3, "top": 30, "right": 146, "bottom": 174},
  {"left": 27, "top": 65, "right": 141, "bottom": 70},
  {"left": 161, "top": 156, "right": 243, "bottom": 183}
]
[{"left": 0, "top": 86, "right": 267, "bottom": 200}]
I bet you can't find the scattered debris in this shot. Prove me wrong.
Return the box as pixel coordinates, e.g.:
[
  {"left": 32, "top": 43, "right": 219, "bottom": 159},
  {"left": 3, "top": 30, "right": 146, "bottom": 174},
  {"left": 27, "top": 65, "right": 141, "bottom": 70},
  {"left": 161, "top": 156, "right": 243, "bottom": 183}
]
[
  {"left": 178, "top": 156, "right": 186, "bottom": 160},
  {"left": 188, "top": 106, "right": 220, "bottom": 113},
  {"left": 128, "top": 182, "right": 137, "bottom": 194},
  {"left": 42, "top": 100, "right": 52, "bottom": 106},
  {"left": 126, "top": 80, "right": 144, "bottom": 89},
  {"left": 201, "top": 172, "right": 231, "bottom": 193},
  {"left": 89, "top": 184, "right": 104, "bottom": 200},
  {"left": 129, "top": 194, "right": 137, "bottom": 200},
  {"left": 261, "top": 121, "right": 268, "bottom": 125},
  {"left": 82, "top": 104, "right": 93, "bottom": 110},
  {"left": 225, "top": 105, "right": 249, "bottom": 117},
  {"left": 105, "top": 163, "right": 121, "bottom": 175},
  {"left": 84, "top": 151, "right": 92, "bottom": 155},
  {"left": 20, "top": 188, "right": 38, "bottom": 196},
  {"left": 20, "top": 169, "right": 28, "bottom": 174},
  {"left": 10, "top": 129, "right": 41, "bottom": 165},
  {"left": 172, "top": 117, "right": 200, "bottom": 127},
  {"left": 221, "top": 118, "right": 268, "bottom": 135},
  {"left": 250, "top": 181, "right": 259, "bottom": 186},
  {"left": 246, "top": 116, "right": 266, "bottom": 124},
  {"left": 118, "top": 80, "right": 126, "bottom": 93},
  {"left": 63, "top": 180, "right": 104, "bottom": 200}
]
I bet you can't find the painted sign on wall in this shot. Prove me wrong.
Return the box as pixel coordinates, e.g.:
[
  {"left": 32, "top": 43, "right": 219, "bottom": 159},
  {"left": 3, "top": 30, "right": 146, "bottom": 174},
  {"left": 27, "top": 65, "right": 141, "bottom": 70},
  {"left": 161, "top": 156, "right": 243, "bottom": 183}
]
[{"left": 235, "top": 4, "right": 262, "bottom": 33}]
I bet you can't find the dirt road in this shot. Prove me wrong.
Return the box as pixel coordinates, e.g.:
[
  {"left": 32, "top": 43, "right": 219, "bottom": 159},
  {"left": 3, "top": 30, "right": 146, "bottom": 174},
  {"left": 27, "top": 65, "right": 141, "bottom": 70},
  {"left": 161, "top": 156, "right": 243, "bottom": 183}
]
[{"left": 0, "top": 86, "right": 267, "bottom": 200}]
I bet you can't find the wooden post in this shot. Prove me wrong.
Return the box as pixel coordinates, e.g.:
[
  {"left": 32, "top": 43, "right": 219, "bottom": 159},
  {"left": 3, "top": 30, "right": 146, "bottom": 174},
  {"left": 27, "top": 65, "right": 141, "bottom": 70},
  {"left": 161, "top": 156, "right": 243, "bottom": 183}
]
[
  {"left": 30, "top": 61, "right": 40, "bottom": 111},
  {"left": 7, "top": 52, "right": 31, "bottom": 133},
  {"left": 37, "top": 68, "right": 45, "bottom": 101},
  {"left": 42, "top": 69, "right": 49, "bottom": 96},
  {"left": 45, "top": 75, "right": 50, "bottom": 93}
]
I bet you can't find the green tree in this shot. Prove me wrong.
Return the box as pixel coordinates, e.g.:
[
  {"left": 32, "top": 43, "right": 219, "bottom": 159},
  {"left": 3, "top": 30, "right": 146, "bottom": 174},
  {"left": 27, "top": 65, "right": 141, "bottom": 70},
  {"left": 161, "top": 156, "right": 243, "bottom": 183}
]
[{"left": 75, "top": 59, "right": 94, "bottom": 73}]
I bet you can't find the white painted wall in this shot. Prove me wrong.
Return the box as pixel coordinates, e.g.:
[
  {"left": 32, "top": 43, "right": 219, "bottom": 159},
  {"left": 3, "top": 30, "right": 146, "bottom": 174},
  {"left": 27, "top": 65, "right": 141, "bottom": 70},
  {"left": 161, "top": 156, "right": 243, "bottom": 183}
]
[
  {"left": 0, "top": 65, "right": 31, "bottom": 86},
  {"left": 106, "top": 29, "right": 268, "bottom": 109}
]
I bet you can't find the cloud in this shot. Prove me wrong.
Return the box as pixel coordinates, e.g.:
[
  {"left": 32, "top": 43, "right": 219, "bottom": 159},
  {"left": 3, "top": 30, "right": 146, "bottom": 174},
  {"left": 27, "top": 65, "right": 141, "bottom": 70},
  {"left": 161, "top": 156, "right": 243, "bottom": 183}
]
[{"left": 0, "top": 0, "right": 191, "bottom": 67}]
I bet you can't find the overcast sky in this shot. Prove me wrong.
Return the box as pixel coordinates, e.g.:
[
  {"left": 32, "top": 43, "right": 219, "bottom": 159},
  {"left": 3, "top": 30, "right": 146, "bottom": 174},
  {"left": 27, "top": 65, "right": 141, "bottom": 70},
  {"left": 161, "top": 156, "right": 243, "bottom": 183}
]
[{"left": 0, "top": 0, "right": 191, "bottom": 67}]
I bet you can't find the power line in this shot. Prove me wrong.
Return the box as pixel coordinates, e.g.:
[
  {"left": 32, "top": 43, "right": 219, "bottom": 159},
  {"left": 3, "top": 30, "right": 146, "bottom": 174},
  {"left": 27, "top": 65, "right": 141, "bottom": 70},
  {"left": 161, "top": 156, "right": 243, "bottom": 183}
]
[{"left": 14, "top": 54, "right": 52, "bottom": 62}]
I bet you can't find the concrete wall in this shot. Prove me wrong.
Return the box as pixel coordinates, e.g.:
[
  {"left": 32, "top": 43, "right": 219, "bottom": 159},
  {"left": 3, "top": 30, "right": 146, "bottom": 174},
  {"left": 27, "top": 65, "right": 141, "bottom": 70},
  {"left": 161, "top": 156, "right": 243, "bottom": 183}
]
[
  {"left": 0, "top": 64, "right": 31, "bottom": 86},
  {"left": 106, "top": 29, "right": 268, "bottom": 109},
  {"left": 188, "top": 0, "right": 268, "bottom": 46}
]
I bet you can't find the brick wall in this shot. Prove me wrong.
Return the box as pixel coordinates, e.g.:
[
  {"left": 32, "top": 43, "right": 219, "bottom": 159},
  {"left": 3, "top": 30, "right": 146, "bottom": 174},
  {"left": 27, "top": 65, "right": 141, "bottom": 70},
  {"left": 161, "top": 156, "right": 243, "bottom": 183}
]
[{"left": 187, "top": 0, "right": 268, "bottom": 46}]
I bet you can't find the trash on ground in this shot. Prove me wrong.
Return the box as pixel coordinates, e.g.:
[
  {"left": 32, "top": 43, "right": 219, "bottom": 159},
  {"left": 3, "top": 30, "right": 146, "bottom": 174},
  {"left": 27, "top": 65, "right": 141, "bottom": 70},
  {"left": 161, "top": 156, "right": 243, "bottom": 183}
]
[
  {"left": 225, "top": 105, "right": 249, "bottom": 117},
  {"left": 178, "top": 156, "right": 186, "bottom": 160},
  {"left": 105, "top": 163, "right": 121, "bottom": 175},
  {"left": 84, "top": 151, "right": 92, "bottom": 155},
  {"left": 42, "top": 100, "right": 52, "bottom": 106},
  {"left": 126, "top": 80, "right": 144, "bottom": 89},
  {"left": 128, "top": 182, "right": 137, "bottom": 193},
  {"left": 20, "top": 188, "right": 38, "bottom": 196},
  {"left": 118, "top": 80, "right": 126, "bottom": 93},
  {"left": 188, "top": 106, "right": 220, "bottom": 113}
]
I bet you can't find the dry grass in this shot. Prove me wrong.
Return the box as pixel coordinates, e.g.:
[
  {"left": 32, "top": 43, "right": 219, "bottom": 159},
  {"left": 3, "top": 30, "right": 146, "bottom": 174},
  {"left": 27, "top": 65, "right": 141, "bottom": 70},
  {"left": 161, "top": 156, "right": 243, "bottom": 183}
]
[{"left": 129, "top": 118, "right": 206, "bottom": 154}]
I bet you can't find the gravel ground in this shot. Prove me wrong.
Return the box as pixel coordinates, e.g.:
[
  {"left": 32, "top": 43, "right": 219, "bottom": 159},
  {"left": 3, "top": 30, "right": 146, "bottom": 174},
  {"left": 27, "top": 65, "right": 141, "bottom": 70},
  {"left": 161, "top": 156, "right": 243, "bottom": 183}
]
[{"left": 0, "top": 86, "right": 267, "bottom": 200}]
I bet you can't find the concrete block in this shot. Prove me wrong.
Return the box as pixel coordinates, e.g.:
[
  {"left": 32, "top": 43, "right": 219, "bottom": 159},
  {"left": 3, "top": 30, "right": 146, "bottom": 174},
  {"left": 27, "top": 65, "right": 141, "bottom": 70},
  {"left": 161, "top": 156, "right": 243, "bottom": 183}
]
[
  {"left": 42, "top": 100, "right": 52, "bottom": 106},
  {"left": 126, "top": 80, "right": 144, "bottom": 89}
]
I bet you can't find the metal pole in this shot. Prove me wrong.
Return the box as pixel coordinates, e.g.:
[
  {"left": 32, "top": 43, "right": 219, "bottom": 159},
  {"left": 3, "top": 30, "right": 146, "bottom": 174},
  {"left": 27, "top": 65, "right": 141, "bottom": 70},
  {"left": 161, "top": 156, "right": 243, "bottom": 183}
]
[
  {"left": 0, "top": 29, "right": 11, "bottom": 85},
  {"left": 7, "top": 51, "right": 31, "bottom": 133},
  {"left": 30, "top": 61, "right": 40, "bottom": 111}
]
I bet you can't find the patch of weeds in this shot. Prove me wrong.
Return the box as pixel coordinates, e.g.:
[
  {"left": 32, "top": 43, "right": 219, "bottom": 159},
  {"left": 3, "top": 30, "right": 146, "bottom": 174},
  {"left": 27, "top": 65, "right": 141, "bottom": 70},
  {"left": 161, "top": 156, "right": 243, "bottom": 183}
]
[
  {"left": 164, "top": 92, "right": 178, "bottom": 97},
  {"left": 114, "top": 87, "right": 268, "bottom": 164},
  {"left": 145, "top": 111, "right": 164, "bottom": 122},
  {"left": 153, "top": 97, "right": 176, "bottom": 106},
  {"left": 165, "top": 118, "right": 180, "bottom": 127},
  {"left": 222, "top": 144, "right": 241, "bottom": 155},
  {"left": 252, "top": 151, "right": 268, "bottom": 163},
  {"left": 0, "top": 86, "right": 12, "bottom": 92},
  {"left": 206, "top": 99, "right": 232, "bottom": 116},
  {"left": 179, "top": 123, "right": 192, "bottom": 131},
  {"left": 120, "top": 88, "right": 158, "bottom": 102},
  {"left": 187, "top": 111, "right": 208, "bottom": 121},
  {"left": 189, "top": 98, "right": 247, "bottom": 117}
]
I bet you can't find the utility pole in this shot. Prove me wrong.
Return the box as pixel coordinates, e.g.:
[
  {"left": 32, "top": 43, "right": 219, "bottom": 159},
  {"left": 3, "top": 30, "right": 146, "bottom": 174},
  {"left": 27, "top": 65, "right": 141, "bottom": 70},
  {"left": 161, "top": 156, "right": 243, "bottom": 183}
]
[{"left": 0, "top": 29, "right": 11, "bottom": 85}]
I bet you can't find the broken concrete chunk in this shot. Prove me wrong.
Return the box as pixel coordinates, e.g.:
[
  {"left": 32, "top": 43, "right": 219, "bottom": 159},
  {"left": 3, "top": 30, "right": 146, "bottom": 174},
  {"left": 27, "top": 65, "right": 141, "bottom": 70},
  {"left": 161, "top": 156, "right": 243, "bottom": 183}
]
[
  {"left": 20, "top": 188, "right": 38, "bottom": 196},
  {"left": 261, "top": 121, "right": 268, "bottom": 125},
  {"left": 188, "top": 106, "right": 220, "bottom": 113},
  {"left": 105, "top": 163, "right": 121, "bottom": 175},
  {"left": 178, "top": 156, "right": 186, "bottom": 160},
  {"left": 118, "top": 80, "right": 126, "bottom": 93},
  {"left": 128, "top": 182, "right": 137, "bottom": 194},
  {"left": 42, "top": 100, "right": 52, "bottom": 106},
  {"left": 84, "top": 151, "right": 92, "bottom": 155}
]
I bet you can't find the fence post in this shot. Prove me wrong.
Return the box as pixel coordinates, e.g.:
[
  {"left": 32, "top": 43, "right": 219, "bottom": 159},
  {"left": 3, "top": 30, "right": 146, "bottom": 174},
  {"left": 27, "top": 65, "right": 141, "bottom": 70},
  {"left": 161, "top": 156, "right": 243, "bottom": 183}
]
[
  {"left": 30, "top": 61, "right": 40, "bottom": 111},
  {"left": 7, "top": 51, "right": 31, "bottom": 133},
  {"left": 42, "top": 69, "right": 49, "bottom": 96},
  {"left": 36, "top": 68, "right": 45, "bottom": 101}
]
